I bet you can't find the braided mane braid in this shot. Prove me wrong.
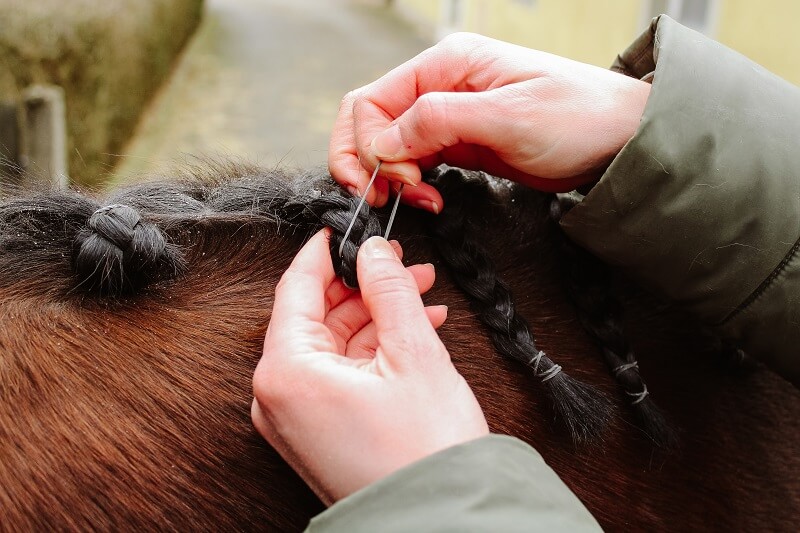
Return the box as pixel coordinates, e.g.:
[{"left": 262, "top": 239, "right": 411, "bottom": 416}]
[
  {"left": 298, "top": 196, "right": 381, "bottom": 288},
  {"left": 0, "top": 169, "right": 381, "bottom": 297},
  {"left": 1, "top": 166, "right": 663, "bottom": 447},
  {"left": 550, "top": 194, "right": 676, "bottom": 448},
  {"left": 424, "top": 168, "right": 614, "bottom": 444}
]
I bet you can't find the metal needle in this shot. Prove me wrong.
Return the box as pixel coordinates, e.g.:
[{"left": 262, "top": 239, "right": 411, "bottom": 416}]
[
  {"left": 383, "top": 183, "right": 404, "bottom": 240},
  {"left": 339, "top": 161, "right": 381, "bottom": 257}
]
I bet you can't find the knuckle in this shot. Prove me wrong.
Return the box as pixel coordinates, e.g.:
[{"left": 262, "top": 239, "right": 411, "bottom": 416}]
[
  {"left": 252, "top": 362, "right": 281, "bottom": 407},
  {"left": 325, "top": 315, "right": 352, "bottom": 343},
  {"left": 273, "top": 270, "right": 296, "bottom": 298},
  {"left": 339, "top": 86, "right": 369, "bottom": 118},
  {"left": 409, "top": 94, "right": 444, "bottom": 134},
  {"left": 275, "top": 267, "right": 313, "bottom": 295},
  {"left": 407, "top": 93, "right": 457, "bottom": 147},
  {"left": 339, "top": 88, "right": 360, "bottom": 111},
  {"left": 366, "top": 266, "right": 418, "bottom": 302},
  {"left": 439, "top": 31, "right": 485, "bottom": 52}
]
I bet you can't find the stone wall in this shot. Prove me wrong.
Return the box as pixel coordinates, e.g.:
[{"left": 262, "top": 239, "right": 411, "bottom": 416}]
[{"left": 0, "top": 0, "right": 204, "bottom": 185}]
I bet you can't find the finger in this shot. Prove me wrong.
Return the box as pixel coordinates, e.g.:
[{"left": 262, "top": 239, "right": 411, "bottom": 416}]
[
  {"left": 336, "top": 34, "right": 505, "bottom": 197},
  {"left": 269, "top": 229, "right": 336, "bottom": 332},
  {"left": 345, "top": 305, "right": 448, "bottom": 359},
  {"left": 325, "top": 262, "right": 436, "bottom": 352},
  {"left": 370, "top": 91, "right": 506, "bottom": 164},
  {"left": 357, "top": 237, "right": 445, "bottom": 365},
  {"left": 329, "top": 89, "right": 390, "bottom": 207},
  {"left": 323, "top": 240, "right": 405, "bottom": 312},
  {"left": 389, "top": 180, "right": 443, "bottom": 214},
  {"left": 354, "top": 33, "right": 513, "bottom": 152},
  {"left": 419, "top": 144, "right": 599, "bottom": 193}
]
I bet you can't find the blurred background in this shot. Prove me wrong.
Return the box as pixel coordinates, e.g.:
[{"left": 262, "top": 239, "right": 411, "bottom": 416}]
[{"left": 1, "top": 0, "right": 798, "bottom": 190}]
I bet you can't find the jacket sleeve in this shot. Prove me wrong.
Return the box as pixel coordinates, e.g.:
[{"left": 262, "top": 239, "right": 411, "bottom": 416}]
[
  {"left": 306, "top": 435, "right": 601, "bottom": 533},
  {"left": 561, "top": 15, "right": 800, "bottom": 386}
]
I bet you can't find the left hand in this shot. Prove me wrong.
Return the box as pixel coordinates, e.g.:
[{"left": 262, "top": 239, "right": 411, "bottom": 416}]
[{"left": 251, "top": 230, "right": 488, "bottom": 505}]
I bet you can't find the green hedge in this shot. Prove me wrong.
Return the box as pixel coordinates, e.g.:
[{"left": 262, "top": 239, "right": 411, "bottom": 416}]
[{"left": 0, "top": 0, "right": 204, "bottom": 185}]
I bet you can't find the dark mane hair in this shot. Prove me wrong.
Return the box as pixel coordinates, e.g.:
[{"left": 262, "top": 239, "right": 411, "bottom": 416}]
[{"left": 1, "top": 163, "right": 798, "bottom": 530}]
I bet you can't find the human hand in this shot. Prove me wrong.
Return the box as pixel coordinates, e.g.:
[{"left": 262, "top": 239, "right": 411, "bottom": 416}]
[
  {"left": 251, "top": 230, "right": 489, "bottom": 505},
  {"left": 329, "top": 32, "right": 651, "bottom": 212}
]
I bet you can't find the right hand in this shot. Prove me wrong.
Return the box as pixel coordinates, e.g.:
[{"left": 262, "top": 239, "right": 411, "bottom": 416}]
[{"left": 329, "top": 32, "right": 651, "bottom": 212}]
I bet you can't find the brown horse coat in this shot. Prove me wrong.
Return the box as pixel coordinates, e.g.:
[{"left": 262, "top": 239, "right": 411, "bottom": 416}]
[{"left": 1, "top": 165, "right": 798, "bottom": 531}]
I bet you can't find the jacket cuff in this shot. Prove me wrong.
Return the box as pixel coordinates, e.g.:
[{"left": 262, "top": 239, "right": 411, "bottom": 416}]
[
  {"left": 560, "top": 16, "right": 800, "bottom": 383},
  {"left": 307, "top": 435, "right": 600, "bottom": 532}
]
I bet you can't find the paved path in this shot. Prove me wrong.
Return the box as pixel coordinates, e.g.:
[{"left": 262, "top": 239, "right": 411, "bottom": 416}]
[{"left": 112, "top": 0, "right": 429, "bottom": 184}]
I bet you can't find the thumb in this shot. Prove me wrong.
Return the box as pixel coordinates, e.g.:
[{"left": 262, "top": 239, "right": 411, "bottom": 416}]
[
  {"left": 370, "top": 91, "right": 496, "bottom": 162},
  {"left": 357, "top": 237, "right": 445, "bottom": 366}
]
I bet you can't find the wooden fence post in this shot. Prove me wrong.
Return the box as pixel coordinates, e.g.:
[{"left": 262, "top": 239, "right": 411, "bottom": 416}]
[{"left": 22, "top": 85, "right": 68, "bottom": 188}]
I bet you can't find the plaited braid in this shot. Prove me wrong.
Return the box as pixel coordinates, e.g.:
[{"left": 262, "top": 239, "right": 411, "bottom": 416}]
[
  {"left": 424, "top": 169, "right": 614, "bottom": 443},
  {"left": 11, "top": 168, "right": 659, "bottom": 447},
  {"left": 276, "top": 191, "right": 382, "bottom": 288},
  {"left": 320, "top": 200, "right": 381, "bottom": 288},
  {"left": 550, "top": 195, "right": 676, "bottom": 447},
  {"left": 66, "top": 175, "right": 382, "bottom": 295},
  {"left": 74, "top": 204, "right": 184, "bottom": 294}
]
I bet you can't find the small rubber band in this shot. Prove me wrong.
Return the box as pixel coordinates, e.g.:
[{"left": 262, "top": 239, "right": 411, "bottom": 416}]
[
  {"left": 527, "top": 350, "right": 545, "bottom": 375},
  {"left": 626, "top": 384, "right": 649, "bottom": 405},
  {"left": 539, "top": 364, "right": 562, "bottom": 382},
  {"left": 613, "top": 362, "right": 639, "bottom": 377}
]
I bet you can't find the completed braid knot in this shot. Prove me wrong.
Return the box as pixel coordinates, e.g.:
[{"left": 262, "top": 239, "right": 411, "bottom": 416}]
[
  {"left": 539, "top": 364, "right": 563, "bottom": 382},
  {"left": 74, "top": 203, "right": 182, "bottom": 294},
  {"left": 87, "top": 204, "right": 152, "bottom": 252}
]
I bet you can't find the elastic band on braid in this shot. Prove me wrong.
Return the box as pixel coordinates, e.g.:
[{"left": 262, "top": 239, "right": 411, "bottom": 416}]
[
  {"left": 550, "top": 195, "right": 676, "bottom": 448},
  {"left": 425, "top": 169, "right": 613, "bottom": 444},
  {"left": 627, "top": 384, "right": 649, "bottom": 405},
  {"left": 613, "top": 362, "right": 639, "bottom": 376},
  {"left": 528, "top": 350, "right": 562, "bottom": 381}
]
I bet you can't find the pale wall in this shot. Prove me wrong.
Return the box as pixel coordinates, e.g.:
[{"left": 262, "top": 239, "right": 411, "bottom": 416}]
[
  {"left": 462, "top": 0, "right": 640, "bottom": 67},
  {"left": 393, "top": 0, "right": 800, "bottom": 84},
  {"left": 716, "top": 0, "right": 800, "bottom": 86}
]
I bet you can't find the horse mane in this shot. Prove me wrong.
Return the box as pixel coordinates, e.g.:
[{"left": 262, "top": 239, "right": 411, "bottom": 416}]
[
  {"left": 1, "top": 162, "right": 798, "bottom": 529},
  {"left": 0, "top": 160, "right": 666, "bottom": 444}
]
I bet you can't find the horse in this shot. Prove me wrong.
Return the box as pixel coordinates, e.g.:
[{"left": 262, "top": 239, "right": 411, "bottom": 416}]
[{"left": 1, "top": 162, "right": 798, "bottom": 531}]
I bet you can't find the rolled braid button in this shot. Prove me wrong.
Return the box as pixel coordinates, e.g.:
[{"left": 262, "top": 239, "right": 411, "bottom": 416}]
[{"left": 88, "top": 204, "right": 141, "bottom": 250}]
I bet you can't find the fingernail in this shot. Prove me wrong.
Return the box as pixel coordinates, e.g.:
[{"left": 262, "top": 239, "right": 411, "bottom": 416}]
[
  {"left": 386, "top": 173, "right": 418, "bottom": 188},
  {"left": 346, "top": 185, "right": 360, "bottom": 197},
  {"left": 394, "top": 174, "right": 418, "bottom": 187},
  {"left": 389, "top": 239, "right": 403, "bottom": 256},
  {"left": 371, "top": 125, "right": 404, "bottom": 159},
  {"left": 363, "top": 236, "right": 397, "bottom": 259},
  {"left": 415, "top": 199, "right": 440, "bottom": 214}
]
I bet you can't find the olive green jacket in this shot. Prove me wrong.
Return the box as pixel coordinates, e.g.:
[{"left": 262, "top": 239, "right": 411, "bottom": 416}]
[
  {"left": 562, "top": 15, "right": 800, "bottom": 388},
  {"left": 309, "top": 15, "right": 799, "bottom": 532}
]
